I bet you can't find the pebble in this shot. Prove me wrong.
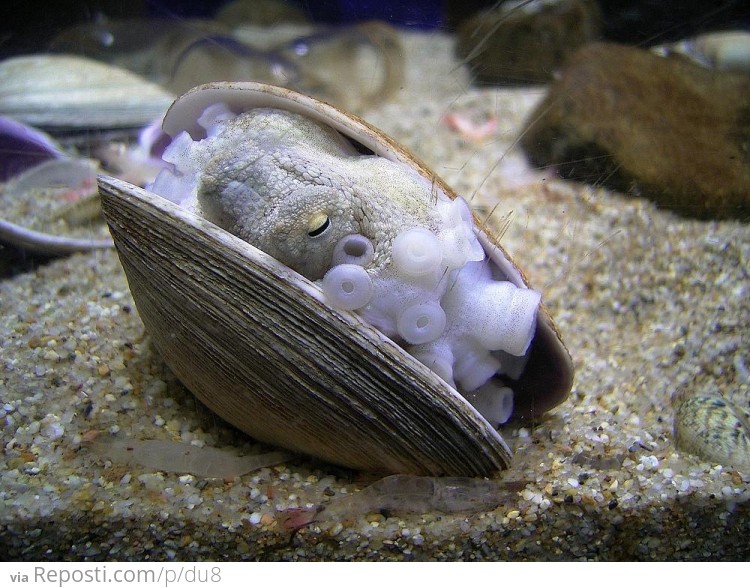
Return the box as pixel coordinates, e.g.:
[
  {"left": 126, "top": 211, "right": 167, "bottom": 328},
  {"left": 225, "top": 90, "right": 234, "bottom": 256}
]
[{"left": 41, "top": 421, "right": 64, "bottom": 440}]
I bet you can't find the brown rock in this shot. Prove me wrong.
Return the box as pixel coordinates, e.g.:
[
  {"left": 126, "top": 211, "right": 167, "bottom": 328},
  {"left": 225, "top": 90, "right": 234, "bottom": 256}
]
[
  {"left": 520, "top": 42, "right": 750, "bottom": 220},
  {"left": 456, "top": 0, "right": 601, "bottom": 85}
]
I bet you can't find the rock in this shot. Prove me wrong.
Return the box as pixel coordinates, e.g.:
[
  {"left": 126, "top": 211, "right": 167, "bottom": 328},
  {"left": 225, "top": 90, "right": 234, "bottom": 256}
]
[
  {"left": 519, "top": 42, "right": 750, "bottom": 220},
  {"left": 456, "top": 0, "right": 601, "bottom": 85}
]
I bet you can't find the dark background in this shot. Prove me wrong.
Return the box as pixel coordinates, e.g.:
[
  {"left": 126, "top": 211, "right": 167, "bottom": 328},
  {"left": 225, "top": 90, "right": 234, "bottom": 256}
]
[{"left": 1, "top": 0, "right": 748, "bottom": 58}]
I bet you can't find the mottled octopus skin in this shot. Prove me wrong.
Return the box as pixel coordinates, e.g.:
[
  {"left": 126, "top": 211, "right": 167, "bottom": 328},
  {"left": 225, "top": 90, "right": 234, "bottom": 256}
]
[
  {"left": 150, "top": 105, "right": 541, "bottom": 427},
  {"left": 162, "top": 108, "right": 442, "bottom": 280}
]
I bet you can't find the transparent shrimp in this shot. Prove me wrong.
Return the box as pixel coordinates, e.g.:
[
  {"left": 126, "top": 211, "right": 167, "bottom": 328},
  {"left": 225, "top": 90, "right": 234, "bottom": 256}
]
[
  {"left": 282, "top": 474, "right": 526, "bottom": 532},
  {"left": 279, "top": 474, "right": 523, "bottom": 532},
  {"left": 323, "top": 474, "right": 523, "bottom": 519},
  {"left": 87, "top": 436, "right": 290, "bottom": 479}
]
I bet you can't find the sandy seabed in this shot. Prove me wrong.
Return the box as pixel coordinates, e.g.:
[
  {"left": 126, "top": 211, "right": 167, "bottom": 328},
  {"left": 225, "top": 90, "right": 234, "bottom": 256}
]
[{"left": 1, "top": 30, "right": 748, "bottom": 560}]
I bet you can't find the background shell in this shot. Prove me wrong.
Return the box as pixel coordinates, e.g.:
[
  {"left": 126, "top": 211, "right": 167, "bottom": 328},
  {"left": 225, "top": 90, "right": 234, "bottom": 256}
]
[
  {"left": 0, "top": 217, "right": 112, "bottom": 255},
  {"left": 0, "top": 55, "right": 174, "bottom": 130}
]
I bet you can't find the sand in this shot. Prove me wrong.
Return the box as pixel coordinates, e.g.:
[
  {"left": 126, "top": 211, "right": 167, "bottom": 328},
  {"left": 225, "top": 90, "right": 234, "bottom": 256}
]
[{"left": 1, "top": 30, "right": 748, "bottom": 561}]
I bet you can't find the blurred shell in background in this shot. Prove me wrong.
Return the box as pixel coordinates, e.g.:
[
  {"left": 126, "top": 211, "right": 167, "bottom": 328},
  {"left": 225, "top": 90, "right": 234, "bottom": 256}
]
[
  {"left": 174, "top": 22, "right": 404, "bottom": 111},
  {"left": 50, "top": 15, "right": 403, "bottom": 113},
  {"left": 49, "top": 18, "right": 234, "bottom": 87},
  {"left": 0, "top": 54, "right": 174, "bottom": 131}
]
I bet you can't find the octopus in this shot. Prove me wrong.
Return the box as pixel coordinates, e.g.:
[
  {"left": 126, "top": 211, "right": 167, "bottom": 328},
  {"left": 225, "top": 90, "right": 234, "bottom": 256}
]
[{"left": 147, "top": 105, "right": 544, "bottom": 428}]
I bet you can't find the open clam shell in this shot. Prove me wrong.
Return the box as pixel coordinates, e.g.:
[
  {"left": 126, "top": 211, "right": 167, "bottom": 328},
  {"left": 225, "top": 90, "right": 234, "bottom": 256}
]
[{"left": 98, "top": 82, "right": 573, "bottom": 475}]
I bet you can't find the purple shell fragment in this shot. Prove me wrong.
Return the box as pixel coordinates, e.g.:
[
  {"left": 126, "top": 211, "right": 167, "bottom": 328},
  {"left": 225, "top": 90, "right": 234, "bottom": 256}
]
[
  {"left": 0, "top": 116, "right": 65, "bottom": 182},
  {"left": 139, "top": 118, "right": 172, "bottom": 160}
]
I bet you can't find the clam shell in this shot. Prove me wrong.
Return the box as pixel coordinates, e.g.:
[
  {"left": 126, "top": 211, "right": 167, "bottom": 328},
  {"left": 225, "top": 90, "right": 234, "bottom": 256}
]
[
  {"left": 0, "top": 55, "right": 174, "bottom": 130},
  {"left": 98, "top": 82, "right": 573, "bottom": 475}
]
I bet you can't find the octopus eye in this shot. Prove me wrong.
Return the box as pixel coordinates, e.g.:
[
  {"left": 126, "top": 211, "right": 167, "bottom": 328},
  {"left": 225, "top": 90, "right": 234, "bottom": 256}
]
[{"left": 307, "top": 213, "right": 330, "bottom": 237}]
